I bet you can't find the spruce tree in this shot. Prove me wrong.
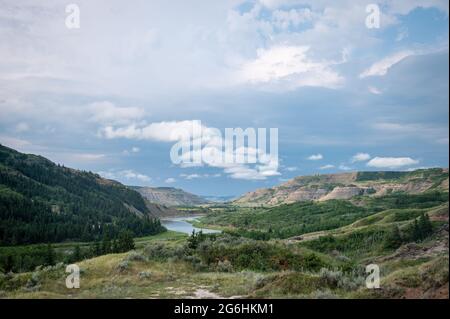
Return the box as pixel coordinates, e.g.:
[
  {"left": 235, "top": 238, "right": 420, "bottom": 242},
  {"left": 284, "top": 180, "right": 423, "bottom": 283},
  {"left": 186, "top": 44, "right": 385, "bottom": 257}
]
[
  {"left": 418, "top": 213, "right": 433, "bottom": 240},
  {"left": 72, "top": 245, "right": 81, "bottom": 262},
  {"left": 45, "top": 243, "right": 55, "bottom": 266},
  {"left": 383, "top": 226, "right": 403, "bottom": 249}
]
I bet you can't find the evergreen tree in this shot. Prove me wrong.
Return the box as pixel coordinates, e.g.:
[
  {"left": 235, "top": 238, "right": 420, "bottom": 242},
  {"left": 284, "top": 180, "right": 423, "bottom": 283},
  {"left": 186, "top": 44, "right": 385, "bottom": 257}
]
[
  {"left": 111, "top": 239, "right": 118, "bottom": 253},
  {"left": 117, "top": 231, "right": 135, "bottom": 252},
  {"left": 417, "top": 213, "right": 433, "bottom": 240},
  {"left": 72, "top": 245, "right": 81, "bottom": 262},
  {"left": 4, "top": 254, "right": 13, "bottom": 273},
  {"left": 44, "top": 243, "right": 55, "bottom": 266},
  {"left": 187, "top": 230, "right": 198, "bottom": 249},
  {"left": 383, "top": 225, "right": 403, "bottom": 249},
  {"left": 411, "top": 219, "right": 421, "bottom": 241},
  {"left": 94, "top": 241, "right": 101, "bottom": 256}
]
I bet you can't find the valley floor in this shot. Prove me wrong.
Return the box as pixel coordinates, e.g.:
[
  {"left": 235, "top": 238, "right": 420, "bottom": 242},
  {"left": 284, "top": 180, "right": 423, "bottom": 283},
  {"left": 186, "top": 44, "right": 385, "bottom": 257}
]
[{"left": 1, "top": 191, "right": 449, "bottom": 299}]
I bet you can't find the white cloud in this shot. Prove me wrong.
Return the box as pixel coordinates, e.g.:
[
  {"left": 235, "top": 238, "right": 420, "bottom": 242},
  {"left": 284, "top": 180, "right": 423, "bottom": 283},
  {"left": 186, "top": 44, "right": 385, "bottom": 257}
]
[
  {"left": 165, "top": 177, "right": 176, "bottom": 183},
  {"left": 238, "top": 45, "right": 344, "bottom": 90},
  {"left": 122, "top": 147, "right": 140, "bottom": 155},
  {"left": 72, "top": 153, "right": 106, "bottom": 162},
  {"left": 351, "top": 153, "right": 371, "bottom": 163},
  {"left": 285, "top": 166, "right": 298, "bottom": 172},
  {"left": 89, "top": 101, "right": 145, "bottom": 125},
  {"left": 180, "top": 173, "right": 222, "bottom": 180},
  {"left": 100, "top": 120, "right": 206, "bottom": 142},
  {"left": 368, "top": 86, "right": 382, "bottom": 95},
  {"left": 308, "top": 153, "right": 323, "bottom": 160},
  {"left": 360, "top": 51, "right": 414, "bottom": 78},
  {"left": 98, "top": 169, "right": 151, "bottom": 184},
  {"left": 366, "top": 157, "right": 419, "bottom": 169},
  {"left": 319, "top": 164, "right": 335, "bottom": 170},
  {"left": 272, "top": 8, "right": 314, "bottom": 29},
  {"left": 180, "top": 173, "right": 201, "bottom": 180},
  {"left": 338, "top": 164, "right": 352, "bottom": 171},
  {"left": 101, "top": 120, "right": 280, "bottom": 181}
]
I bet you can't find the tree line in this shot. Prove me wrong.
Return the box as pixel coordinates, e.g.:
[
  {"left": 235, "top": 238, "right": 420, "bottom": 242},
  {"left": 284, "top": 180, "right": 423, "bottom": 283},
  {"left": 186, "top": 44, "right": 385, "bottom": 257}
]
[{"left": 0, "top": 230, "right": 138, "bottom": 273}]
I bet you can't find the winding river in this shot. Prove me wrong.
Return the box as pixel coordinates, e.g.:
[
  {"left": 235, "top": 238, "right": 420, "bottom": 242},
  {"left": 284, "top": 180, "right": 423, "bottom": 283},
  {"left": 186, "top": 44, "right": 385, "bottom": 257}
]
[{"left": 160, "top": 216, "right": 221, "bottom": 235}]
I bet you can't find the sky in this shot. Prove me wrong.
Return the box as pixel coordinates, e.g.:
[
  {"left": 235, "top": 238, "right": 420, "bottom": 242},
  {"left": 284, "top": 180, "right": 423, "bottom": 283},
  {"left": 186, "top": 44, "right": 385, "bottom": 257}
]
[{"left": 0, "top": 0, "right": 448, "bottom": 197}]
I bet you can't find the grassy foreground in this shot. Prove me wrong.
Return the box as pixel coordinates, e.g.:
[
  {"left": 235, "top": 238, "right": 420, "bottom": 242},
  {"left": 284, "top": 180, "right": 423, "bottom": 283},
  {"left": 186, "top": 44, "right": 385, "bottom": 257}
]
[{"left": 1, "top": 192, "right": 448, "bottom": 299}]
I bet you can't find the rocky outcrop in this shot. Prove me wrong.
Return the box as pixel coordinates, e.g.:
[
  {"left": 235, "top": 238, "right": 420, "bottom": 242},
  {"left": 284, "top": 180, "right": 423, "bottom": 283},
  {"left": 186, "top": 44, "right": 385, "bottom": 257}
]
[{"left": 234, "top": 168, "right": 449, "bottom": 206}]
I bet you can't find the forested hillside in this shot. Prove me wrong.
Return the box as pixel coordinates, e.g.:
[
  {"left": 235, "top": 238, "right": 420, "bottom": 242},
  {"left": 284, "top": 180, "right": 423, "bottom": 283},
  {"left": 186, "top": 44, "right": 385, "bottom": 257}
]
[{"left": 0, "top": 144, "right": 165, "bottom": 245}]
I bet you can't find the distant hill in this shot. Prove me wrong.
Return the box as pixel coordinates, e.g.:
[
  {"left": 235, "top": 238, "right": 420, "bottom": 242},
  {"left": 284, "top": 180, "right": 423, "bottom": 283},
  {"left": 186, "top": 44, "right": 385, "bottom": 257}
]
[
  {"left": 234, "top": 169, "right": 449, "bottom": 206},
  {"left": 132, "top": 186, "right": 209, "bottom": 206},
  {"left": 0, "top": 144, "right": 165, "bottom": 245}
]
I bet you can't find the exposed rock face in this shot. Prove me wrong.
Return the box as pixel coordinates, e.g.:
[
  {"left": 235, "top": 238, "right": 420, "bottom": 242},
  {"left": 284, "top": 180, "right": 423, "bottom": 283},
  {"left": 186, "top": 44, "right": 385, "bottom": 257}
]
[
  {"left": 234, "top": 169, "right": 449, "bottom": 206},
  {"left": 132, "top": 186, "right": 209, "bottom": 207},
  {"left": 319, "top": 187, "right": 367, "bottom": 201}
]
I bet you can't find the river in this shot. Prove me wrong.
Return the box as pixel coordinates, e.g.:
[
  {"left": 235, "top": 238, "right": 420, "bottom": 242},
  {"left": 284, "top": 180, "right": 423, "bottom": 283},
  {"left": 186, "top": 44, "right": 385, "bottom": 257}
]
[{"left": 160, "top": 216, "right": 221, "bottom": 235}]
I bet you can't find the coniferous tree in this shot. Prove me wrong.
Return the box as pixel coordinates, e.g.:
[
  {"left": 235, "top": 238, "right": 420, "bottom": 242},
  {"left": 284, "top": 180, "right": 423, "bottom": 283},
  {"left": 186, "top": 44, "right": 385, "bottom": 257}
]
[
  {"left": 72, "top": 245, "right": 81, "bottom": 262},
  {"left": 44, "top": 243, "right": 55, "bottom": 266},
  {"left": 383, "top": 225, "right": 403, "bottom": 249},
  {"left": 117, "top": 231, "right": 135, "bottom": 252},
  {"left": 101, "top": 235, "right": 112, "bottom": 254},
  {"left": 418, "top": 213, "right": 433, "bottom": 239}
]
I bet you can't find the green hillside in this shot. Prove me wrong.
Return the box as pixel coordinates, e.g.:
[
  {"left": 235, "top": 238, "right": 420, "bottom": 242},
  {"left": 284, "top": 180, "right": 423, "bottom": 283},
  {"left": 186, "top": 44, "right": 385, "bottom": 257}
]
[{"left": 0, "top": 144, "right": 165, "bottom": 246}]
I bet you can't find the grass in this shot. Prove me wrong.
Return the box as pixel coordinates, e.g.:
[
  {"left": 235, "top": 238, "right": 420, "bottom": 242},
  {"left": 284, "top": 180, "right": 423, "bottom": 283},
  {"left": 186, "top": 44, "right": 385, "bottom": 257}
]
[{"left": 1, "top": 190, "right": 447, "bottom": 299}]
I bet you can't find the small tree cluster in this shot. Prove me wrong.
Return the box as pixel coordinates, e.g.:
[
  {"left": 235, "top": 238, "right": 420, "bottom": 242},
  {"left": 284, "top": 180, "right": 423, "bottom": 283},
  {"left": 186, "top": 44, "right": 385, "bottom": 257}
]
[{"left": 187, "top": 230, "right": 205, "bottom": 249}]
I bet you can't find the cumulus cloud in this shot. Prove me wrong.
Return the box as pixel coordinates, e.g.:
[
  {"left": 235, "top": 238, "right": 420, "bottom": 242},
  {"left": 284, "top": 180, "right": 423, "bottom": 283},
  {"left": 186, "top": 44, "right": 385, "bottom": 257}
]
[
  {"left": 101, "top": 120, "right": 280, "bottom": 181},
  {"left": 366, "top": 157, "right": 419, "bottom": 169},
  {"left": 351, "top": 153, "right": 371, "bottom": 163},
  {"left": 165, "top": 177, "right": 176, "bottom": 183},
  {"left": 100, "top": 120, "right": 207, "bottom": 142},
  {"left": 238, "top": 45, "right": 344, "bottom": 90},
  {"left": 319, "top": 164, "right": 335, "bottom": 170},
  {"left": 308, "top": 153, "right": 323, "bottom": 160}
]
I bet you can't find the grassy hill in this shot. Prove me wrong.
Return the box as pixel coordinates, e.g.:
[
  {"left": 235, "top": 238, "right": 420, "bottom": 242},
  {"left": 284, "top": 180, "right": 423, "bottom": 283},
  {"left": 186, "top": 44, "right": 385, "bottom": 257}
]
[
  {"left": 0, "top": 144, "right": 165, "bottom": 246},
  {"left": 1, "top": 202, "right": 447, "bottom": 298}
]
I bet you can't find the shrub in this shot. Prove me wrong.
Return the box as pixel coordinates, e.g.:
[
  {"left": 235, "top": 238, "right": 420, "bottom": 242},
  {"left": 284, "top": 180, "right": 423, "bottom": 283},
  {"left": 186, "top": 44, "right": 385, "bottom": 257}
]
[
  {"left": 319, "top": 268, "right": 364, "bottom": 291},
  {"left": 116, "top": 260, "right": 130, "bottom": 273},
  {"left": 215, "top": 260, "right": 234, "bottom": 273},
  {"left": 144, "top": 243, "right": 185, "bottom": 261},
  {"left": 138, "top": 271, "right": 151, "bottom": 279},
  {"left": 25, "top": 271, "right": 41, "bottom": 291},
  {"left": 319, "top": 268, "right": 343, "bottom": 288},
  {"left": 125, "top": 251, "right": 146, "bottom": 262}
]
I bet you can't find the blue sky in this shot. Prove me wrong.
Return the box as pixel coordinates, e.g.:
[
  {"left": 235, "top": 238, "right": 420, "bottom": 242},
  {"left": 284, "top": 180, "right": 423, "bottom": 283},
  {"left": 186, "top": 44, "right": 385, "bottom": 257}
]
[{"left": 0, "top": 0, "right": 448, "bottom": 196}]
